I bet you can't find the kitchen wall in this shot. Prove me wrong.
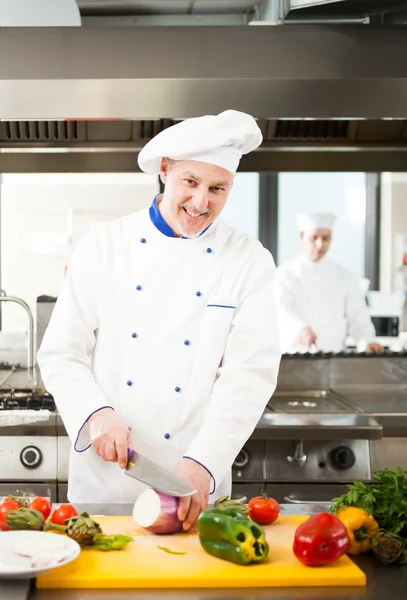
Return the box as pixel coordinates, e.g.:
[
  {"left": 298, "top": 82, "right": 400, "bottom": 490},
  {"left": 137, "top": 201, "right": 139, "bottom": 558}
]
[
  {"left": 380, "top": 173, "right": 407, "bottom": 294},
  {"left": 0, "top": 173, "right": 159, "bottom": 344},
  {"left": 0, "top": 171, "right": 259, "bottom": 352},
  {"left": 221, "top": 172, "right": 259, "bottom": 240},
  {"left": 277, "top": 173, "right": 367, "bottom": 277}
]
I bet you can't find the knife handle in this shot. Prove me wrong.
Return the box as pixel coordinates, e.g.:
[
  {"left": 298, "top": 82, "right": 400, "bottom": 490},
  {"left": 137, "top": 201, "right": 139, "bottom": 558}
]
[{"left": 127, "top": 446, "right": 137, "bottom": 467}]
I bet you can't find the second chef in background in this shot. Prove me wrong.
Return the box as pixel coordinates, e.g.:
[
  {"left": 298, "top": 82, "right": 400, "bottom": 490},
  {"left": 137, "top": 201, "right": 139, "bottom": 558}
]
[{"left": 274, "top": 211, "right": 384, "bottom": 354}]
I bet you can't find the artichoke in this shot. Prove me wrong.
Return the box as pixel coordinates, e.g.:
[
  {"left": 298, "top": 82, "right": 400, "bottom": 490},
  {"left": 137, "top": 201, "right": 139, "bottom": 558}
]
[
  {"left": 64, "top": 512, "right": 102, "bottom": 547},
  {"left": 371, "top": 529, "right": 405, "bottom": 565},
  {"left": 5, "top": 508, "right": 45, "bottom": 531},
  {"left": 214, "top": 495, "right": 249, "bottom": 514}
]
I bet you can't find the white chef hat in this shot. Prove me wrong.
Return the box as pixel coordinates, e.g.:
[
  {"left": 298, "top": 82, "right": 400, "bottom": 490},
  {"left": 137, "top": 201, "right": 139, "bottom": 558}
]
[
  {"left": 137, "top": 110, "right": 262, "bottom": 175},
  {"left": 296, "top": 212, "right": 337, "bottom": 232}
]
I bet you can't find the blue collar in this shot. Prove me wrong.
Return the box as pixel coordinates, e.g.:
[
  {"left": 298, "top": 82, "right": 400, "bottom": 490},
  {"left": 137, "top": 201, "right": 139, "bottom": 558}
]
[
  {"left": 149, "top": 196, "right": 177, "bottom": 237},
  {"left": 149, "top": 196, "right": 211, "bottom": 238}
]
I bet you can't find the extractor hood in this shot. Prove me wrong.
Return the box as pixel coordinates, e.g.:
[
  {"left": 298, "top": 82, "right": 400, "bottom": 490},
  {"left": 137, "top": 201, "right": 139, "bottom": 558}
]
[
  {"left": 2, "top": 117, "right": 407, "bottom": 173},
  {"left": 1, "top": 25, "right": 407, "bottom": 120},
  {"left": 1, "top": 24, "right": 407, "bottom": 172}
]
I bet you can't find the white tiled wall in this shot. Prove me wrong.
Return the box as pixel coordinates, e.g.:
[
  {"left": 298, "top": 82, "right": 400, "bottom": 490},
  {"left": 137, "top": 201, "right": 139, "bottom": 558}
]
[
  {"left": 380, "top": 173, "right": 407, "bottom": 293},
  {"left": 277, "top": 172, "right": 367, "bottom": 277},
  {"left": 0, "top": 173, "right": 159, "bottom": 337},
  {"left": 0, "top": 171, "right": 260, "bottom": 343}
]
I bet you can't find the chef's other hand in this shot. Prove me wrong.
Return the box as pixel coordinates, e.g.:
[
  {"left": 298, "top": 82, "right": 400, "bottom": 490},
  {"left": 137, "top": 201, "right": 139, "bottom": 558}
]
[
  {"left": 174, "top": 458, "right": 211, "bottom": 532},
  {"left": 366, "top": 343, "right": 384, "bottom": 353},
  {"left": 88, "top": 408, "right": 131, "bottom": 469},
  {"left": 299, "top": 326, "right": 317, "bottom": 347}
]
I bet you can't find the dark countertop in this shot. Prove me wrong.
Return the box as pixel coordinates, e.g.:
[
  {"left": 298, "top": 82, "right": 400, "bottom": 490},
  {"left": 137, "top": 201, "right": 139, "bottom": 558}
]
[{"left": 2, "top": 503, "right": 407, "bottom": 600}]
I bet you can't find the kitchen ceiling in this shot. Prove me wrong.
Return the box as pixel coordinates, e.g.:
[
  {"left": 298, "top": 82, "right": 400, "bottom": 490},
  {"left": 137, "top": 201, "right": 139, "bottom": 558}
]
[{"left": 76, "top": 0, "right": 407, "bottom": 23}]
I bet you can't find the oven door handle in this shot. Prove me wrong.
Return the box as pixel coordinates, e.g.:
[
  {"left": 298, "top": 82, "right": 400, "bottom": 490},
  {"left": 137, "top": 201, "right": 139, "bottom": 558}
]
[{"left": 283, "top": 495, "right": 330, "bottom": 505}]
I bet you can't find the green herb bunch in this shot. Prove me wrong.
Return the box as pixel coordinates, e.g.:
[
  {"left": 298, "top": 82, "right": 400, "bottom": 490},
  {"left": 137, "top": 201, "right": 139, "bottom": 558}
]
[{"left": 331, "top": 467, "right": 407, "bottom": 563}]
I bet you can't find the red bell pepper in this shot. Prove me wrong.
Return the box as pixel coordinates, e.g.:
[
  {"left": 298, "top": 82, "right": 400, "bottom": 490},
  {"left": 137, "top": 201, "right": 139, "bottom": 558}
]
[{"left": 293, "top": 512, "right": 351, "bottom": 566}]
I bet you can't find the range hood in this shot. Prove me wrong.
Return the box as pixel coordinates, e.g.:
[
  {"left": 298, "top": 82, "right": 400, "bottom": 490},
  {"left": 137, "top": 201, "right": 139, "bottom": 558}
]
[
  {"left": 1, "top": 25, "right": 407, "bottom": 120},
  {"left": 2, "top": 117, "right": 407, "bottom": 173},
  {"left": 1, "top": 24, "right": 407, "bottom": 172}
]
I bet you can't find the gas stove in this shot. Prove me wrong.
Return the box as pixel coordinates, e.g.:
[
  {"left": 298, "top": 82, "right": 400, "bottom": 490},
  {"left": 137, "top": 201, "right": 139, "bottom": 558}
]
[
  {"left": 0, "top": 389, "right": 56, "bottom": 411},
  {"left": 0, "top": 388, "right": 69, "bottom": 502},
  {"left": 267, "top": 389, "right": 357, "bottom": 414},
  {"left": 231, "top": 388, "right": 373, "bottom": 505}
]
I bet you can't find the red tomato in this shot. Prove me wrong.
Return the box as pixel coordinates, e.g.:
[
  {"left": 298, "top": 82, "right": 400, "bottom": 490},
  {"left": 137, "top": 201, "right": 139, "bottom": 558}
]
[
  {"left": 29, "top": 496, "right": 51, "bottom": 520},
  {"left": 0, "top": 500, "right": 20, "bottom": 531},
  {"left": 1, "top": 495, "right": 24, "bottom": 507},
  {"left": 248, "top": 493, "right": 280, "bottom": 525},
  {"left": 51, "top": 504, "right": 78, "bottom": 526}
]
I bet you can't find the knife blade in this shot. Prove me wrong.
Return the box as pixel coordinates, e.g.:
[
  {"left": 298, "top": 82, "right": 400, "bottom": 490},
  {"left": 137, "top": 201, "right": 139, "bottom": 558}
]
[{"left": 124, "top": 447, "right": 197, "bottom": 497}]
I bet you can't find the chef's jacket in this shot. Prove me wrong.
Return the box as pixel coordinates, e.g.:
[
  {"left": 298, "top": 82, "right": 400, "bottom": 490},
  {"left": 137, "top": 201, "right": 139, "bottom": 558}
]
[
  {"left": 37, "top": 198, "right": 281, "bottom": 503},
  {"left": 274, "top": 255, "right": 376, "bottom": 353}
]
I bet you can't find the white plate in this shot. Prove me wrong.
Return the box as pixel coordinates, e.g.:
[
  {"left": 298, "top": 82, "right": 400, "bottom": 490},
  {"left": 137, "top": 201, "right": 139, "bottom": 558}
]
[{"left": 0, "top": 530, "right": 80, "bottom": 579}]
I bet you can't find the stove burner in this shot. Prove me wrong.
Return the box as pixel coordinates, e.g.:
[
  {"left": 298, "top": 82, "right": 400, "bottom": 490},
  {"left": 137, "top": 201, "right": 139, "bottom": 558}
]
[
  {"left": 286, "top": 400, "right": 318, "bottom": 408},
  {"left": 268, "top": 390, "right": 356, "bottom": 414},
  {"left": 0, "top": 389, "right": 56, "bottom": 411}
]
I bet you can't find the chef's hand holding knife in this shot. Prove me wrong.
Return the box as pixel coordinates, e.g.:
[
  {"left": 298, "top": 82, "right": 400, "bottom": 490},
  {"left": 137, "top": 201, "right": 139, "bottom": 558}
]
[
  {"left": 88, "top": 407, "right": 132, "bottom": 469},
  {"left": 88, "top": 407, "right": 209, "bottom": 531}
]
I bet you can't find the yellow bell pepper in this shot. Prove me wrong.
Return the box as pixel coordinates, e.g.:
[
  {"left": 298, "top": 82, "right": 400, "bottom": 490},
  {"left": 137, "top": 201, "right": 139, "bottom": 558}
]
[{"left": 335, "top": 507, "right": 379, "bottom": 555}]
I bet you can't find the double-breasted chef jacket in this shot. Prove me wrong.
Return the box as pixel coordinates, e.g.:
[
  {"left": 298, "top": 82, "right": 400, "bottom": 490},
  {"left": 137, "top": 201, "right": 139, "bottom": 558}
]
[{"left": 37, "top": 197, "right": 282, "bottom": 503}]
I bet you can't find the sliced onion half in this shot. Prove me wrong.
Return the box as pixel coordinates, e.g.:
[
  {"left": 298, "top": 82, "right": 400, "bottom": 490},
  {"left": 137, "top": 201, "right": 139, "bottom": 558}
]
[
  {"left": 132, "top": 489, "right": 182, "bottom": 535},
  {"left": 14, "top": 538, "right": 76, "bottom": 569}
]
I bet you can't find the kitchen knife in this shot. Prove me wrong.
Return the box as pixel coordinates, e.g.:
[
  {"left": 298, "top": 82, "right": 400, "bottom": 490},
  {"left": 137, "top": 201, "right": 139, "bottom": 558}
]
[{"left": 124, "top": 447, "right": 197, "bottom": 497}]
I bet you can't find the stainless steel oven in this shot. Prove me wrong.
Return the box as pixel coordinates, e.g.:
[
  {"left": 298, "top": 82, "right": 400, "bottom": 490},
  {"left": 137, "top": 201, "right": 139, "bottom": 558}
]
[
  {"left": 231, "top": 437, "right": 371, "bottom": 505},
  {"left": 0, "top": 389, "right": 64, "bottom": 503}
]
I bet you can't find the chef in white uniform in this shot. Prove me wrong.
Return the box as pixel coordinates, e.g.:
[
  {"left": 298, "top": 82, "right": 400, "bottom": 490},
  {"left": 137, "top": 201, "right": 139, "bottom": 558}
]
[
  {"left": 274, "top": 211, "right": 383, "bottom": 354},
  {"left": 37, "top": 110, "right": 281, "bottom": 530}
]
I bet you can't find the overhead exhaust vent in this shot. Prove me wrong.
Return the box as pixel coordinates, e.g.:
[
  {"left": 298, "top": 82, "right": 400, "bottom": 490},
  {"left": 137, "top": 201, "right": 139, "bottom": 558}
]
[
  {"left": 272, "top": 119, "right": 349, "bottom": 140},
  {"left": 0, "top": 121, "right": 82, "bottom": 143},
  {"left": 137, "top": 120, "right": 175, "bottom": 141}
]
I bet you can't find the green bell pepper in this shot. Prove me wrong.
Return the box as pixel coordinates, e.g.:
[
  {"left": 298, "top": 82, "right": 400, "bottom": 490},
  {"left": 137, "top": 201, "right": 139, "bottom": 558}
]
[{"left": 197, "top": 507, "right": 269, "bottom": 565}]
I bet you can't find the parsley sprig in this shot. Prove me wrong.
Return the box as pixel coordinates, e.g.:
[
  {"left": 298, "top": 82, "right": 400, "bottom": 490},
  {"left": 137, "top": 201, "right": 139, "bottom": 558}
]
[{"left": 331, "top": 467, "right": 407, "bottom": 537}]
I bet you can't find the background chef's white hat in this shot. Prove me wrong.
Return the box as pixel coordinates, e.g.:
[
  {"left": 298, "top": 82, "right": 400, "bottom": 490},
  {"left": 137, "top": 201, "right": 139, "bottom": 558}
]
[
  {"left": 137, "top": 110, "right": 262, "bottom": 175},
  {"left": 296, "top": 212, "right": 337, "bottom": 231}
]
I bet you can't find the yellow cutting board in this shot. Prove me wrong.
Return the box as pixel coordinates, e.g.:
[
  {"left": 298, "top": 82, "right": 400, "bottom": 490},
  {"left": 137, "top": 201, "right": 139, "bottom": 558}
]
[{"left": 37, "top": 515, "right": 366, "bottom": 588}]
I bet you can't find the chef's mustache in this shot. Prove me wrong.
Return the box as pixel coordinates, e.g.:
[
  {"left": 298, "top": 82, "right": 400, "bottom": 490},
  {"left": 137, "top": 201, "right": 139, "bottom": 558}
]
[{"left": 181, "top": 202, "right": 209, "bottom": 216}]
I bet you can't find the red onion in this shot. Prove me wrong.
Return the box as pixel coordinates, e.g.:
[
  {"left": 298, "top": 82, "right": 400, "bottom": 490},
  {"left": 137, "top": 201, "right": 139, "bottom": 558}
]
[{"left": 132, "top": 489, "right": 183, "bottom": 534}]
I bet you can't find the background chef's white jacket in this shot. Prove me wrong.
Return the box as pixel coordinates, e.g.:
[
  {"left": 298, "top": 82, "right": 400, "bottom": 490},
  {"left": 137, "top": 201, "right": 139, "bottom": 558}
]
[
  {"left": 274, "top": 255, "right": 376, "bottom": 353},
  {"left": 37, "top": 202, "right": 281, "bottom": 503}
]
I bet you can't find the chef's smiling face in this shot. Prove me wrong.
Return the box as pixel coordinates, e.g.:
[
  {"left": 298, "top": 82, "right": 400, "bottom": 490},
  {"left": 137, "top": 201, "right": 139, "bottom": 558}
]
[
  {"left": 301, "top": 228, "right": 332, "bottom": 262},
  {"left": 158, "top": 158, "right": 233, "bottom": 238}
]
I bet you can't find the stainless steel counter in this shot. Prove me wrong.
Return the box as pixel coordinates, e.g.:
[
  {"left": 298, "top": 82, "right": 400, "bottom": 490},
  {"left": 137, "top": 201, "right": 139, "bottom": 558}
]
[
  {"left": 2, "top": 503, "right": 406, "bottom": 600},
  {"left": 254, "top": 412, "right": 383, "bottom": 440}
]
